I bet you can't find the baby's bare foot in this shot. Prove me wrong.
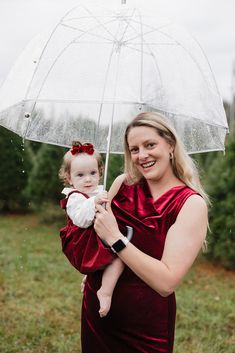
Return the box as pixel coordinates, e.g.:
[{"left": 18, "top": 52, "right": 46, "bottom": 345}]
[{"left": 97, "top": 288, "right": 112, "bottom": 318}]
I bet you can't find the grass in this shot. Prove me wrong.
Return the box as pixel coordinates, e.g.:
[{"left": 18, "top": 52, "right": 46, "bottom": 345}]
[
  {"left": 0, "top": 214, "right": 234, "bottom": 353},
  {"left": 0, "top": 214, "right": 81, "bottom": 353},
  {"left": 175, "top": 262, "right": 235, "bottom": 353}
]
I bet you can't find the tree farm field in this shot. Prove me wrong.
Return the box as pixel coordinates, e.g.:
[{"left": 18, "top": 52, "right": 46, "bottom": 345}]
[{"left": 0, "top": 214, "right": 234, "bottom": 353}]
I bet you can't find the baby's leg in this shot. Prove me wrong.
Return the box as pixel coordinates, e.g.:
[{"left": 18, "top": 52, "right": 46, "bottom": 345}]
[{"left": 97, "top": 258, "right": 124, "bottom": 318}]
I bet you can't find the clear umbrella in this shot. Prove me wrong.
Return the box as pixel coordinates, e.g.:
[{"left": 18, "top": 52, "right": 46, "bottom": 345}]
[{"left": 0, "top": 2, "right": 228, "bottom": 186}]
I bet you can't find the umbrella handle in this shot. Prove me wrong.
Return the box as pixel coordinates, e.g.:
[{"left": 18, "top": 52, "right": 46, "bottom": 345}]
[
  {"left": 126, "top": 226, "right": 133, "bottom": 241},
  {"left": 103, "top": 152, "right": 109, "bottom": 190},
  {"left": 100, "top": 205, "right": 133, "bottom": 241}
]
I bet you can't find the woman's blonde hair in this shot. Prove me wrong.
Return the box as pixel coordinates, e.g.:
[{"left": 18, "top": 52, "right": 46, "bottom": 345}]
[
  {"left": 59, "top": 141, "right": 104, "bottom": 186},
  {"left": 124, "top": 112, "right": 209, "bottom": 204}
]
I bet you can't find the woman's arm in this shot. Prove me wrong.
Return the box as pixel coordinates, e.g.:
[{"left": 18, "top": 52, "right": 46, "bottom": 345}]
[{"left": 94, "top": 194, "right": 208, "bottom": 297}]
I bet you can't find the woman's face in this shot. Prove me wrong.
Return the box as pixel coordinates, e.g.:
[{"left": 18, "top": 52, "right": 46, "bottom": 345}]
[{"left": 127, "top": 126, "right": 174, "bottom": 182}]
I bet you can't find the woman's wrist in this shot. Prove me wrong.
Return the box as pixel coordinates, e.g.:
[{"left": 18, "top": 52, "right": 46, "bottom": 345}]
[
  {"left": 107, "top": 232, "right": 123, "bottom": 246},
  {"left": 110, "top": 235, "right": 130, "bottom": 254}
]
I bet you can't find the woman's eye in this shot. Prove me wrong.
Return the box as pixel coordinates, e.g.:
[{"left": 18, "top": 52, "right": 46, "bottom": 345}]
[
  {"left": 146, "top": 143, "right": 156, "bottom": 149},
  {"left": 130, "top": 147, "right": 138, "bottom": 154}
]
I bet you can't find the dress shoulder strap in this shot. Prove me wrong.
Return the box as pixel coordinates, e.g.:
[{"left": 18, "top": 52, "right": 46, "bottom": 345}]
[{"left": 60, "top": 190, "right": 89, "bottom": 209}]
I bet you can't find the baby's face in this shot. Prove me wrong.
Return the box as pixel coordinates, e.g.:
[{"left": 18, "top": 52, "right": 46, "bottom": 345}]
[{"left": 68, "top": 154, "right": 100, "bottom": 193}]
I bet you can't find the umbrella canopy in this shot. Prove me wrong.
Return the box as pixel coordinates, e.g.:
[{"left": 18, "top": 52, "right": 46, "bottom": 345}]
[{"left": 0, "top": 3, "right": 228, "bottom": 156}]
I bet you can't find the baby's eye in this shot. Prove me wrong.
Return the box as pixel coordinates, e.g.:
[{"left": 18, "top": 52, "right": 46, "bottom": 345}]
[
  {"left": 77, "top": 173, "right": 84, "bottom": 177},
  {"left": 91, "top": 170, "right": 97, "bottom": 176}
]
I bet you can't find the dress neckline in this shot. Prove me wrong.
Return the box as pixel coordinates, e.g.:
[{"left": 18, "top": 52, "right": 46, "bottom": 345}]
[{"left": 141, "top": 179, "right": 186, "bottom": 204}]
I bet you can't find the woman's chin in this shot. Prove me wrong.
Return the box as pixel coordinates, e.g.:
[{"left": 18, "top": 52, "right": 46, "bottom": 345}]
[{"left": 141, "top": 167, "right": 157, "bottom": 178}]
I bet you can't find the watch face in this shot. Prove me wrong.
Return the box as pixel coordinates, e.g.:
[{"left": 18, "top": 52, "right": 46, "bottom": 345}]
[{"left": 112, "top": 239, "right": 126, "bottom": 253}]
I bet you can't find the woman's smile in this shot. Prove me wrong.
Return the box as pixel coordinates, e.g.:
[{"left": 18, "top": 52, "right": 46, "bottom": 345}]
[{"left": 141, "top": 160, "right": 156, "bottom": 169}]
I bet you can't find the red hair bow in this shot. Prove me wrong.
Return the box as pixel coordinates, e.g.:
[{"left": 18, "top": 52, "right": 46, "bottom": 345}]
[{"left": 70, "top": 143, "right": 94, "bottom": 155}]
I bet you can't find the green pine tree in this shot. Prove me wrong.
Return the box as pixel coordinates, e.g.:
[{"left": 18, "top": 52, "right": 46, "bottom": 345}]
[
  {"left": 25, "top": 143, "right": 66, "bottom": 206},
  {"left": 205, "top": 128, "right": 235, "bottom": 269},
  {"left": 0, "top": 127, "right": 32, "bottom": 211},
  {"left": 105, "top": 154, "right": 124, "bottom": 189}
]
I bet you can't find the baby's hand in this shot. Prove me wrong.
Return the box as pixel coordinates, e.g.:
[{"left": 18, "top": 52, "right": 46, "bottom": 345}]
[
  {"left": 81, "top": 275, "right": 87, "bottom": 293},
  {"left": 95, "top": 191, "right": 109, "bottom": 205}
]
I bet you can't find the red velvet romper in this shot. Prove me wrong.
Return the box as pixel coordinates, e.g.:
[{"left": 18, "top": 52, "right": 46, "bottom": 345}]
[{"left": 60, "top": 180, "right": 198, "bottom": 353}]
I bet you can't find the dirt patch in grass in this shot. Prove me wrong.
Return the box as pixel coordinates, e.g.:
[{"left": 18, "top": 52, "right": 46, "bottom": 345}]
[{"left": 196, "top": 260, "right": 235, "bottom": 280}]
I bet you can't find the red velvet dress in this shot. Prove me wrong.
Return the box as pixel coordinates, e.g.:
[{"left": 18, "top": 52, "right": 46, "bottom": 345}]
[
  {"left": 60, "top": 190, "right": 114, "bottom": 273},
  {"left": 60, "top": 180, "right": 198, "bottom": 353}
]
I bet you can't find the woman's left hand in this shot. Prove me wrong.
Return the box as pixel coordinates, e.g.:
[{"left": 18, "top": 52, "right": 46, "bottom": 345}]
[{"left": 94, "top": 202, "right": 122, "bottom": 245}]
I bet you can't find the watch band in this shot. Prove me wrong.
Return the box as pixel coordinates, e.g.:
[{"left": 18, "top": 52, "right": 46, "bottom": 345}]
[{"left": 110, "top": 237, "right": 130, "bottom": 253}]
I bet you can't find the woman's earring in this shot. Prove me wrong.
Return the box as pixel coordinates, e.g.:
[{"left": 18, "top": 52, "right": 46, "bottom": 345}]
[{"left": 169, "top": 152, "right": 174, "bottom": 160}]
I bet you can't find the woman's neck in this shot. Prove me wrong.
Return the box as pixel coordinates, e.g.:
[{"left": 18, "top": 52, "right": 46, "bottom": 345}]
[{"left": 146, "top": 175, "right": 184, "bottom": 201}]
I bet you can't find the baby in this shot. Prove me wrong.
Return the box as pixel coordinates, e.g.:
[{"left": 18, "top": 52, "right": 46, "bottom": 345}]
[{"left": 59, "top": 141, "right": 124, "bottom": 317}]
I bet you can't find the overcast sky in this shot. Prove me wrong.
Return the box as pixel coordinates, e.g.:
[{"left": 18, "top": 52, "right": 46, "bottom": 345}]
[{"left": 0, "top": 0, "right": 234, "bottom": 102}]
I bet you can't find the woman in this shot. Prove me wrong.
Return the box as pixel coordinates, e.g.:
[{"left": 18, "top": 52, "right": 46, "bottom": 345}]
[{"left": 82, "top": 112, "right": 208, "bottom": 353}]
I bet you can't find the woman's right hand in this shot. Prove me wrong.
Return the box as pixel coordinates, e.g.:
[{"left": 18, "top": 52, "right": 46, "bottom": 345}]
[{"left": 94, "top": 202, "right": 123, "bottom": 246}]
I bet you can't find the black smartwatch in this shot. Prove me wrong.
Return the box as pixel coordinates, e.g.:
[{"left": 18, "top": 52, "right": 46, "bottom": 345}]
[{"left": 110, "top": 237, "right": 130, "bottom": 253}]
